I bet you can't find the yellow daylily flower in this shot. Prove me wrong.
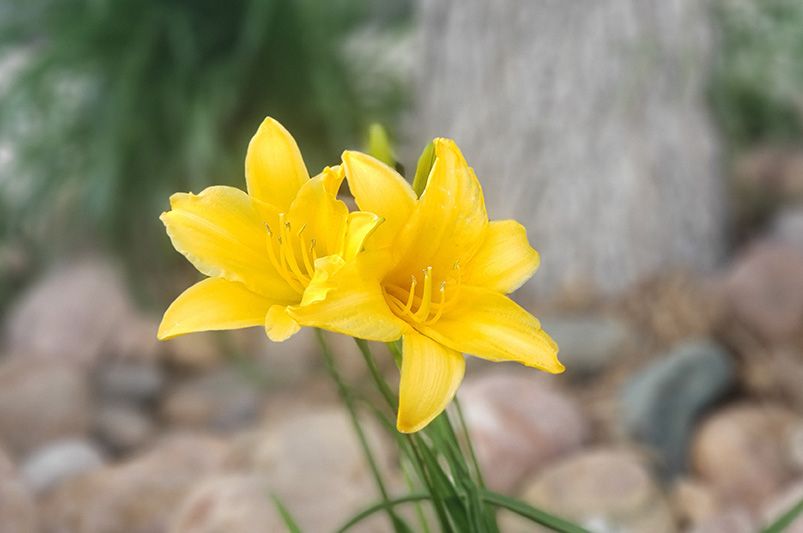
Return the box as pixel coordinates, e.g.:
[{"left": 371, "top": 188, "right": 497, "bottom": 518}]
[
  {"left": 290, "top": 139, "right": 564, "bottom": 433},
  {"left": 158, "top": 117, "right": 381, "bottom": 343}
]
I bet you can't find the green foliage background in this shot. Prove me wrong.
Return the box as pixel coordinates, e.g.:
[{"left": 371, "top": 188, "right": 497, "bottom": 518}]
[{"left": 0, "top": 0, "right": 408, "bottom": 298}]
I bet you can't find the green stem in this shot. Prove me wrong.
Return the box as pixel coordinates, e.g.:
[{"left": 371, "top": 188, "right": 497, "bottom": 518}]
[
  {"left": 314, "top": 330, "right": 409, "bottom": 533},
  {"left": 354, "top": 338, "right": 397, "bottom": 410}
]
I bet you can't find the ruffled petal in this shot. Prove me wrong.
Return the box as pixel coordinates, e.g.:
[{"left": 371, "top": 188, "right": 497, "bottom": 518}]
[
  {"left": 289, "top": 254, "right": 407, "bottom": 342},
  {"left": 464, "top": 220, "right": 540, "bottom": 293},
  {"left": 397, "top": 332, "right": 465, "bottom": 433},
  {"left": 417, "top": 286, "right": 563, "bottom": 373},
  {"left": 342, "top": 150, "right": 417, "bottom": 250},
  {"left": 287, "top": 167, "right": 349, "bottom": 259},
  {"left": 392, "top": 139, "right": 488, "bottom": 278},
  {"left": 264, "top": 305, "right": 301, "bottom": 342},
  {"left": 245, "top": 117, "right": 309, "bottom": 211},
  {"left": 158, "top": 277, "right": 274, "bottom": 340},
  {"left": 161, "top": 185, "right": 297, "bottom": 301}
]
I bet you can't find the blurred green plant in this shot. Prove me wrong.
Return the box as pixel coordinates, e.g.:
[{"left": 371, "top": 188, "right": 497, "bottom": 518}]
[
  {"left": 710, "top": 0, "right": 803, "bottom": 148},
  {"left": 0, "top": 0, "right": 409, "bottom": 298}
]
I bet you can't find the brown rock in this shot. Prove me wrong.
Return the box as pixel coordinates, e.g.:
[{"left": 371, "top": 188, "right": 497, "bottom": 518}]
[
  {"left": 225, "top": 407, "right": 395, "bottom": 532},
  {"left": 170, "top": 475, "right": 284, "bottom": 533},
  {"left": 689, "top": 507, "right": 755, "bottom": 533},
  {"left": 0, "top": 359, "right": 90, "bottom": 457},
  {"left": 41, "top": 433, "right": 228, "bottom": 533},
  {"left": 761, "top": 480, "right": 803, "bottom": 533},
  {"left": 3, "top": 258, "right": 131, "bottom": 367},
  {"left": 692, "top": 404, "right": 802, "bottom": 510},
  {"left": 93, "top": 404, "right": 156, "bottom": 454},
  {"left": 458, "top": 371, "right": 589, "bottom": 492},
  {"left": 0, "top": 446, "right": 37, "bottom": 533},
  {"left": 671, "top": 478, "right": 719, "bottom": 527},
  {"left": 724, "top": 242, "right": 803, "bottom": 343},
  {"left": 506, "top": 448, "right": 676, "bottom": 533}
]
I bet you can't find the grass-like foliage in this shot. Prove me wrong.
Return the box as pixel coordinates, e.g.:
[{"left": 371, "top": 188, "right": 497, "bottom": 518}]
[
  {"left": 0, "top": 0, "right": 407, "bottom": 284},
  {"left": 710, "top": 0, "right": 803, "bottom": 148}
]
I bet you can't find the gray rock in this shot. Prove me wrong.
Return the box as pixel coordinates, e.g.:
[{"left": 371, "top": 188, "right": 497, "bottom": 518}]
[
  {"left": 93, "top": 404, "right": 156, "bottom": 454},
  {"left": 504, "top": 448, "right": 676, "bottom": 533},
  {"left": 95, "top": 359, "right": 165, "bottom": 404},
  {"left": 161, "top": 368, "right": 264, "bottom": 432},
  {"left": 0, "top": 446, "right": 37, "bottom": 533},
  {"left": 459, "top": 371, "right": 589, "bottom": 492},
  {"left": 621, "top": 339, "right": 735, "bottom": 477},
  {"left": 539, "top": 314, "right": 632, "bottom": 377},
  {"left": 771, "top": 207, "right": 803, "bottom": 253},
  {"left": 41, "top": 433, "right": 228, "bottom": 533},
  {"left": 0, "top": 359, "right": 91, "bottom": 457},
  {"left": 20, "top": 438, "right": 104, "bottom": 495}
]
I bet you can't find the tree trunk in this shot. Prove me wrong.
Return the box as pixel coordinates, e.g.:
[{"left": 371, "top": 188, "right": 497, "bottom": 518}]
[{"left": 413, "top": 0, "right": 724, "bottom": 299}]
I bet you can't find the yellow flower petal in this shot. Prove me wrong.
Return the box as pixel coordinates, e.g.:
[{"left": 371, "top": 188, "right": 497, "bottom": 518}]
[
  {"left": 161, "top": 186, "right": 297, "bottom": 301},
  {"left": 158, "top": 277, "right": 274, "bottom": 340},
  {"left": 342, "top": 150, "right": 417, "bottom": 250},
  {"left": 245, "top": 117, "right": 309, "bottom": 211},
  {"left": 397, "top": 332, "right": 465, "bottom": 433},
  {"left": 392, "top": 139, "right": 488, "bottom": 277},
  {"left": 464, "top": 220, "right": 540, "bottom": 293},
  {"left": 287, "top": 168, "right": 349, "bottom": 259},
  {"left": 289, "top": 254, "right": 408, "bottom": 342},
  {"left": 342, "top": 211, "right": 383, "bottom": 260},
  {"left": 264, "top": 305, "right": 301, "bottom": 342},
  {"left": 418, "top": 286, "right": 563, "bottom": 373}
]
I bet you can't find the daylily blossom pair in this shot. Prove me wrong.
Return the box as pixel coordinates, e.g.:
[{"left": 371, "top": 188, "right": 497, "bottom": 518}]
[{"left": 158, "top": 117, "right": 563, "bottom": 433}]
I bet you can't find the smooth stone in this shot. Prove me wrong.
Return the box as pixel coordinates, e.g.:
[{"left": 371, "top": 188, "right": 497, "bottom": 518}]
[
  {"left": 539, "top": 314, "right": 631, "bottom": 377},
  {"left": 0, "top": 359, "right": 91, "bottom": 457},
  {"left": 724, "top": 241, "right": 803, "bottom": 343},
  {"left": 161, "top": 367, "right": 264, "bottom": 432},
  {"left": 3, "top": 257, "right": 131, "bottom": 367},
  {"left": 688, "top": 507, "right": 755, "bottom": 533},
  {"left": 761, "top": 480, "right": 803, "bottom": 533},
  {"left": 170, "top": 475, "right": 285, "bottom": 533},
  {"left": 505, "top": 448, "right": 676, "bottom": 533},
  {"left": 224, "top": 406, "right": 395, "bottom": 532},
  {"left": 771, "top": 207, "right": 803, "bottom": 252},
  {"left": 93, "top": 404, "right": 156, "bottom": 454},
  {"left": 20, "top": 438, "right": 104, "bottom": 495},
  {"left": 0, "top": 446, "right": 37, "bottom": 533},
  {"left": 94, "top": 359, "right": 165, "bottom": 404},
  {"left": 692, "top": 404, "right": 803, "bottom": 511},
  {"left": 620, "top": 339, "right": 735, "bottom": 477},
  {"left": 459, "top": 371, "right": 589, "bottom": 492},
  {"left": 41, "top": 433, "right": 228, "bottom": 533}
]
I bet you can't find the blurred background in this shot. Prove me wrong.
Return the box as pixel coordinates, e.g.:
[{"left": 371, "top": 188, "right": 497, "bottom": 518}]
[{"left": 1, "top": 0, "right": 802, "bottom": 531}]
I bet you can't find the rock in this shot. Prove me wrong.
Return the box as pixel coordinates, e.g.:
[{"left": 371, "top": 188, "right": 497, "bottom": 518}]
[
  {"left": 538, "top": 314, "right": 632, "bottom": 377},
  {"left": 0, "top": 446, "right": 37, "bottom": 533},
  {"left": 671, "top": 478, "right": 719, "bottom": 527},
  {"left": 161, "top": 367, "right": 264, "bottom": 431},
  {"left": 761, "top": 480, "right": 803, "bottom": 533},
  {"left": 621, "top": 339, "right": 735, "bottom": 477},
  {"left": 41, "top": 433, "right": 228, "bottom": 533},
  {"left": 505, "top": 449, "right": 676, "bottom": 533},
  {"left": 0, "top": 359, "right": 91, "bottom": 457},
  {"left": 224, "top": 407, "right": 395, "bottom": 532},
  {"left": 161, "top": 331, "right": 223, "bottom": 371},
  {"left": 20, "top": 438, "right": 104, "bottom": 495},
  {"left": 3, "top": 257, "right": 131, "bottom": 367},
  {"left": 93, "top": 404, "right": 156, "bottom": 454},
  {"left": 95, "top": 358, "right": 165, "bottom": 404},
  {"left": 170, "top": 475, "right": 284, "bottom": 533},
  {"left": 458, "top": 371, "right": 589, "bottom": 492},
  {"left": 724, "top": 241, "right": 803, "bottom": 343},
  {"left": 688, "top": 507, "right": 755, "bottom": 533},
  {"left": 691, "top": 404, "right": 803, "bottom": 510},
  {"left": 771, "top": 207, "right": 803, "bottom": 253},
  {"left": 742, "top": 348, "right": 803, "bottom": 413}
]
